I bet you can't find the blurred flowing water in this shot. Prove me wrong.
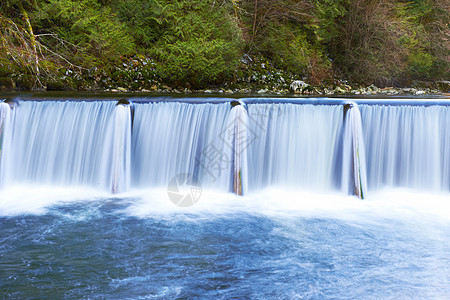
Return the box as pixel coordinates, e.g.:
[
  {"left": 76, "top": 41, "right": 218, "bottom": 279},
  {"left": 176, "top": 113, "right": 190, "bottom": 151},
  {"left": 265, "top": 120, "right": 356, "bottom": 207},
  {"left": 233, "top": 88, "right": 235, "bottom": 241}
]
[{"left": 0, "top": 98, "right": 449, "bottom": 298}]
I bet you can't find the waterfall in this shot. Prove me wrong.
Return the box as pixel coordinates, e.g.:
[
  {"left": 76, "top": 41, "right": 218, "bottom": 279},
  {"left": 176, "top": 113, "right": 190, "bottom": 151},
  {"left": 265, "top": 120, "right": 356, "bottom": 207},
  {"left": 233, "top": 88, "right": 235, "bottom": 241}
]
[
  {"left": 0, "top": 102, "right": 11, "bottom": 161},
  {"left": 246, "top": 103, "right": 343, "bottom": 192},
  {"left": 360, "top": 104, "right": 450, "bottom": 192},
  {"left": 0, "top": 102, "right": 11, "bottom": 178},
  {"left": 0, "top": 101, "right": 116, "bottom": 188},
  {"left": 0, "top": 102, "right": 13, "bottom": 186},
  {"left": 342, "top": 103, "right": 367, "bottom": 199},
  {"left": 1, "top": 98, "right": 450, "bottom": 196},
  {"left": 131, "top": 102, "right": 231, "bottom": 190},
  {"left": 223, "top": 104, "right": 248, "bottom": 195},
  {"left": 104, "top": 103, "right": 131, "bottom": 194}
]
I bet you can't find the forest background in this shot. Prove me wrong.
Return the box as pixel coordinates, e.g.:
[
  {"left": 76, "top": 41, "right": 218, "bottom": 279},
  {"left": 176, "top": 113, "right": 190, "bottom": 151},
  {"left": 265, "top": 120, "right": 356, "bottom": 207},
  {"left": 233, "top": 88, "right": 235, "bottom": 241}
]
[{"left": 0, "top": 0, "right": 448, "bottom": 92}]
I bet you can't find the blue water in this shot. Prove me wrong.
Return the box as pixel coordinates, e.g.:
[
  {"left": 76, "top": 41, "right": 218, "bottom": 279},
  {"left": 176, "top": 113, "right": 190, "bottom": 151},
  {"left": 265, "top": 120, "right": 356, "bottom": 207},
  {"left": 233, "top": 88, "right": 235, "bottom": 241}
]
[{"left": 1, "top": 190, "right": 449, "bottom": 299}]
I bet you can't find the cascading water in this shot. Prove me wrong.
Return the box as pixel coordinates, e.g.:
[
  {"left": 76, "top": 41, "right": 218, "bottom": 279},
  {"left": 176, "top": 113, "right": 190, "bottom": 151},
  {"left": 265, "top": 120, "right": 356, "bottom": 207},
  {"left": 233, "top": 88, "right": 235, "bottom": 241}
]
[
  {"left": 0, "top": 102, "right": 11, "bottom": 162},
  {"left": 0, "top": 101, "right": 117, "bottom": 188},
  {"left": 246, "top": 103, "right": 343, "bottom": 192},
  {"left": 103, "top": 103, "right": 132, "bottom": 194},
  {"left": 0, "top": 102, "right": 10, "bottom": 144},
  {"left": 360, "top": 104, "right": 450, "bottom": 192},
  {"left": 223, "top": 104, "right": 249, "bottom": 195},
  {"left": 131, "top": 102, "right": 231, "bottom": 190},
  {"left": 0, "top": 102, "right": 14, "bottom": 186},
  {"left": 2, "top": 98, "right": 450, "bottom": 197},
  {"left": 341, "top": 103, "right": 367, "bottom": 199}
]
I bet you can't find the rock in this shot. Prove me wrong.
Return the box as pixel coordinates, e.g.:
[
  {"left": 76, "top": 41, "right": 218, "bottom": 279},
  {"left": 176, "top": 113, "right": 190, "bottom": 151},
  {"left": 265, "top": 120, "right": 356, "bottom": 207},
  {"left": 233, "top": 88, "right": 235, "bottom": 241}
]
[
  {"left": 225, "top": 89, "right": 233, "bottom": 94},
  {"left": 436, "top": 81, "right": 450, "bottom": 92},
  {"left": 257, "top": 89, "right": 267, "bottom": 94},
  {"left": 117, "top": 87, "right": 127, "bottom": 92},
  {"left": 290, "top": 80, "right": 309, "bottom": 94},
  {"left": 324, "top": 88, "right": 334, "bottom": 95},
  {"left": 415, "top": 90, "right": 426, "bottom": 95},
  {"left": 334, "top": 86, "right": 346, "bottom": 94},
  {"left": 218, "top": 90, "right": 224, "bottom": 93},
  {"left": 204, "top": 90, "right": 212, "bottom": 93},
  {"left": 402, "top": 88, "right": 416, "bottom": 94},
  {"left": 141, "top": 89, "right": 151, "bottom": 92}
]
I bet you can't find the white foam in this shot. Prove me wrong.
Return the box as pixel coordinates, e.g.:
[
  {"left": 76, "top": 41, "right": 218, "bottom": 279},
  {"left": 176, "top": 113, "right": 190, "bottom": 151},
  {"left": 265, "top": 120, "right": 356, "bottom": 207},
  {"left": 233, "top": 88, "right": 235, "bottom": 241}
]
[
  {"left": 0, "top": 185, "right": 110, "bottom": 216},
  {"left": 1, "top": 185, "right": 449, "bottom": 227}
]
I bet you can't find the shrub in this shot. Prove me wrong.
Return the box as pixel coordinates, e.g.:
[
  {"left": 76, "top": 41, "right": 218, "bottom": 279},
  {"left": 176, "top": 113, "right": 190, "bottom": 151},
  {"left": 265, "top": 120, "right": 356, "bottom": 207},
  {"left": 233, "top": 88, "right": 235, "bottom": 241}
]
[
  {"left": 238, "top": 0, "right": 331, "bottom": 84},
  {"left": 34, "top": 0, "right": 135, "bottom": 68},
  {"left": 149, "top": 0, "right": 243, "bottom": 88}
]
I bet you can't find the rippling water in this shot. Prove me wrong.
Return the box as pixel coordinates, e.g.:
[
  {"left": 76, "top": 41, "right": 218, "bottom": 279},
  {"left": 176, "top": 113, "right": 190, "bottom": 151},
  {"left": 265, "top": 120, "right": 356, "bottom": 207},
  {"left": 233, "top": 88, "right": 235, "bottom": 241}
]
[{"left": 1, "top": 187, "right": 449, "bottom": 299}]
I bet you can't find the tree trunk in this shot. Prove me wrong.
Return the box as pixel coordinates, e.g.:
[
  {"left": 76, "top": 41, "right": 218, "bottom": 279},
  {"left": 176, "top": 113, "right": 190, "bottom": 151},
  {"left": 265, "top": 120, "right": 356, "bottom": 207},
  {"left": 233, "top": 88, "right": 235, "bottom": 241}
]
[
  {"left": 253, "top": 0, "right": 258, "bottom": 36},
  {"left": 17, "top": 2, "right": 39, "bottom": 76}
]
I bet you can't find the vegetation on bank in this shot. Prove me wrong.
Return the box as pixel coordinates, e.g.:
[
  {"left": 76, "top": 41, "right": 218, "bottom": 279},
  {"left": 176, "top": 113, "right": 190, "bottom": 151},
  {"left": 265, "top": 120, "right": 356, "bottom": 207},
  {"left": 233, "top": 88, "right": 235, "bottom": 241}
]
[{"left": 0, "top": 0, "right": 448, "bottom": 92}]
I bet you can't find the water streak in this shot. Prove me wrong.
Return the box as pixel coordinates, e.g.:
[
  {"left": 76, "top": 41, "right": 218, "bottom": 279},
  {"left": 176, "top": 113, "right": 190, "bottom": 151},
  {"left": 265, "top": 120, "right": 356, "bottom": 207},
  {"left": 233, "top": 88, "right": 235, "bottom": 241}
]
[
  {"left": 1, "top": 99, "right": 450, "bottom": 196},
  {"left": 342, "top": 104, "right": 367, "bottom": 198},
  {"left": 131, "top": 102, "right": 231, "bottom": 190},
  {"left": 104, "top": 104, "right": 131, "bottom": 193},
  {"left": 0, "top": 102, "right": 11, "bottom": 155},
  {"left": 0, "top": 101, "right": 116, "bottom": 188},
  {"left": 224, "top": 105, "right": 249, "bottom": 195},
  {"left": 246, "top": 104, "right": 343, "bottom": 192},
  {"left": 360, "top": 105, "right": 450, "bottom": 192}
]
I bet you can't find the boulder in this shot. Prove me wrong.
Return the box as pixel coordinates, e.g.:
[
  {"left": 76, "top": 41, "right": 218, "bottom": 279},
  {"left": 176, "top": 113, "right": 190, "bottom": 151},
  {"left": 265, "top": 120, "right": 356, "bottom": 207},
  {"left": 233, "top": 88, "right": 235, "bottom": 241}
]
[{"left": 290, "top": 80, "right": 309, "bottom": 94}]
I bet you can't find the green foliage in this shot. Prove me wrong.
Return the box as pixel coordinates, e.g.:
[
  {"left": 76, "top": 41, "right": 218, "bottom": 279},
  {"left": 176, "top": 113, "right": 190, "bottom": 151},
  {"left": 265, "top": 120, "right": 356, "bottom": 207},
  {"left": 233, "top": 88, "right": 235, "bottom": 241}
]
[
  {"left": 238, "top": 0, "right": 331, "bottom": 84},
  {"left": 109, "top": 0, "right": 165, "bottom": 50},
  {"left": 0, "top": 0, "right": 447, "bottom": 90},
  {"left": 149, "top": 0, "right": 242, "bottom": 87},
  {"left": 262, "top": 24, "right": 331, "bottom": 84},
  {"left": 315, "top": 0, "right": 448, "bottom": 85},
  {"left": 34, "top": 0, "right": 135, "bottom": 67}
]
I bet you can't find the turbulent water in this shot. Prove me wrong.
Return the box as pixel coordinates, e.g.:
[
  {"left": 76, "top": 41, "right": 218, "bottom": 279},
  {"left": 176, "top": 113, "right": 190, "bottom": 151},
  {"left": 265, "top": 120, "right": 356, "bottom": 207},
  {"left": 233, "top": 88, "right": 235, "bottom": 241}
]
[
  {"left": 1, "top": 187, "right": 449, "bottom": 299},
  {"left": 1, "top": 98, "right": 450, "bottom": 298}
]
